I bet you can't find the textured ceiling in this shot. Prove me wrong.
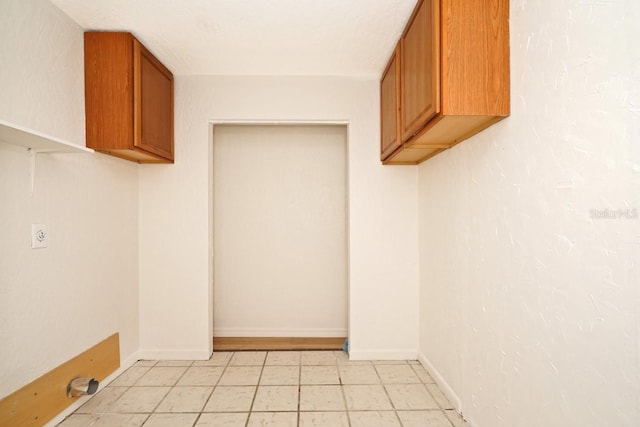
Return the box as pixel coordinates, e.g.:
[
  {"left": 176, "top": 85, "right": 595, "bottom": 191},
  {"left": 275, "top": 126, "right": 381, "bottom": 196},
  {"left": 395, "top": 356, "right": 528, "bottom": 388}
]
[{"left": 50, "top": 0, "right": 418, "bottom": 77}]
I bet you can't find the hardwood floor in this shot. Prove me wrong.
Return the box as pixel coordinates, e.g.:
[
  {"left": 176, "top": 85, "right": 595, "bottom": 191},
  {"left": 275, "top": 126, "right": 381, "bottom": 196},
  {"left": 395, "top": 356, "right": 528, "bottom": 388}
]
[{"left": 212, "top": 337, "right": 346, "bottom": 351}]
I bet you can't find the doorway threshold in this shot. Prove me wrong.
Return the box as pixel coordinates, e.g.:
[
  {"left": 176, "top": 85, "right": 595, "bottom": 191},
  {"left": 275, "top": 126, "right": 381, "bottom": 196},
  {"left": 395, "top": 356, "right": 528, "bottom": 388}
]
[{"left": 213, "top": 337, "right": 345, "bottom": 351}]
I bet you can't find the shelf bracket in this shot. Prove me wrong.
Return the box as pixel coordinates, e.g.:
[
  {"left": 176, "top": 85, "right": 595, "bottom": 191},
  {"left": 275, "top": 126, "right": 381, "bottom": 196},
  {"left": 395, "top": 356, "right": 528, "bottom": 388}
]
[{"left": 29, "top": 148, "right": 37, "bottom": 195}]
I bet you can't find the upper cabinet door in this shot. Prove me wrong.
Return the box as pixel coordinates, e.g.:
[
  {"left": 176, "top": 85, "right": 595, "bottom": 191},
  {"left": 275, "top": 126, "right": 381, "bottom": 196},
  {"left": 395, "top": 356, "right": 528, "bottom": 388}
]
[
  {"left": 400, "top": 0, "right": 440, "bottom": 142},
  {"left": 134, "top": 40, "right": 174, "bottom": 161},
  {"left": 380, "top": 45, "right": 402, "bottom": 161},
  {"left": 85, "top": 32, "right": 174, "bottom": 163}
]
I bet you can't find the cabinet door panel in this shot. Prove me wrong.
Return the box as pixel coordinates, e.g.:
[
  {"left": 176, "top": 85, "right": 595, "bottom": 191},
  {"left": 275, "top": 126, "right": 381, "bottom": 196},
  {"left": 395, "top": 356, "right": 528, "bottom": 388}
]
[
  {"left": 84, "top": 32, "right": 134, "bottom": 151},
  {"left": 401, "top": 0, "right": 440, "bottom": 142},
  {"left": 380, "top": 47, "right": 401, "bottom": 160},
  {"left": 134, "top": 41, "right": 174, "bottom": 160}
]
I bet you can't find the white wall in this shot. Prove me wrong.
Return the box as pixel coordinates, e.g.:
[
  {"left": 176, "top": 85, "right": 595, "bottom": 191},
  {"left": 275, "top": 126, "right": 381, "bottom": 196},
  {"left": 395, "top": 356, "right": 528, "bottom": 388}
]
[
  {"left": 213, "top": 124, "right": 348, "bottom": 338},
  {"left": 0, "top": 0, "right": 139, "bottom": 398},
  {"left": 139, "top": 75, "right": 420, "bottom": 360},
  {"left": 418, "top": 0, "right": 640, "bottom": 426}
]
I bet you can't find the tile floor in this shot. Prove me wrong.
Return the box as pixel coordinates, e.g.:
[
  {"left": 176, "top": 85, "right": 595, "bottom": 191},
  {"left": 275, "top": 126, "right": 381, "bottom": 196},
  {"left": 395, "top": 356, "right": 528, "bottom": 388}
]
[{"left": 58, "top": 351, "right": 467, "bottom": 427}]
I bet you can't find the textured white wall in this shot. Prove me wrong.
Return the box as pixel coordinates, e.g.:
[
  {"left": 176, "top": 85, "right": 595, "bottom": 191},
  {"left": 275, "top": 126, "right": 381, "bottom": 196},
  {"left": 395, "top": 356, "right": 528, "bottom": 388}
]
[
  {"left": 418, "top": 0, "right": 640, "bottom": 426},
  {"left": 0, "top": 0, "right": 139, "bottom": 398},
  {"left": 138, "top": 75, "right": 420, "bottom": 359},
  {"left": 212, "top": 125, "right": 348, "bottom": 337}
]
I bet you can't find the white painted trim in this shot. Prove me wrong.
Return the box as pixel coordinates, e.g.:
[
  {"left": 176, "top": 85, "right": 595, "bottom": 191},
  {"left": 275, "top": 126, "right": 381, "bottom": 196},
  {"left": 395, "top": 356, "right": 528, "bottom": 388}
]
[
  {"left": 137, "top": 349, "right": 211, "bottom": 361},
  {"left": 418, "top": 352, "right": 465, "bottom": 417},
  {"left": 213, "top": 328, "right": 348, "bottom": 338},
  {"left": 44, "top": 351, "right": 140, "bottom": 427},
  {"left": 349, "top": 349, "right": 418, "bottom": 361}
]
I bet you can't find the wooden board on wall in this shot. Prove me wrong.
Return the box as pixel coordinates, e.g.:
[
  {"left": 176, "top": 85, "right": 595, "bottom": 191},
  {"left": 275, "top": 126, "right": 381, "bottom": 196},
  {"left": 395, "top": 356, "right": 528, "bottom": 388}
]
[{"left": 0, "top": 333, "right": 120, "bottom": 427}]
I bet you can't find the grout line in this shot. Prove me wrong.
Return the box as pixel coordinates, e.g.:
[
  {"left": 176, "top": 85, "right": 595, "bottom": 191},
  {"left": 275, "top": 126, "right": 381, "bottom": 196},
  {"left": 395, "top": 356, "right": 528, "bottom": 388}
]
[{"left": 244, "top": 352, "right": 265, "bottom": 425}]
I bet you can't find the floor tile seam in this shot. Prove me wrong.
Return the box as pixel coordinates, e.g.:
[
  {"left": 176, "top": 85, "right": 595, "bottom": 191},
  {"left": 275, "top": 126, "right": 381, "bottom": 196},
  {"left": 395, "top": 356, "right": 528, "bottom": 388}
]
[
  {"left": 344, "top": 407, "right": 404, "bottom": 427},
  {"left": 338, "top": 375, "right": 354, "bottom": 427},
  {"left": 107, "top": 385, "right": 169, "bottom": 414},
  {"left": 88, "top": 408, "right": 451, "bottom": 414},
  {"left": 132, "top": 365, "right": 190, "bottom": 388},
  {"left": 385, "top": 383, "right": 444, "bottom": 411},
  {"left": 380, "top": 381, "right": 400, "bottom": 413},
  {"left": 245, "top": 360, "right": 265, "bottom": 415},
  {"left": 409, "top": 363, "right": 437, "bottom": 384},
  {"left": 296, "top": 369, "right": 302, "bottom": 427},
  {"left": 297, "top": 362, "right": 302, "bottom": 416},
  {"left": 423, "top": 382, "right": 452, "bottom": 410},
  {"left": 158, "top": 385, "right": 216, "bottom": 414}
]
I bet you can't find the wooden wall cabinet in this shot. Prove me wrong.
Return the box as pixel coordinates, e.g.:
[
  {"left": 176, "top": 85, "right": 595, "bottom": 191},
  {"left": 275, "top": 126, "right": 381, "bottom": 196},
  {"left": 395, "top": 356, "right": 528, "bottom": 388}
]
[
  {"left": 380, "top": 45, "right": 402, "bottom": 160},
  {"left": 381, "top": 0, "right": 510, "bottom": 165},
  {"left": 84, "top": 32, "right": 174, "bottom": 163}
]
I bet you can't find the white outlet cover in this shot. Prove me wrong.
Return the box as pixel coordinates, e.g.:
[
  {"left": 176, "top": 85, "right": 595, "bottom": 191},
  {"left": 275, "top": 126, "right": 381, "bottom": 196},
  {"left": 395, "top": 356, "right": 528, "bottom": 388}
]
[{"left": 31, "top": 223, "right": 49, "bottom": 249}]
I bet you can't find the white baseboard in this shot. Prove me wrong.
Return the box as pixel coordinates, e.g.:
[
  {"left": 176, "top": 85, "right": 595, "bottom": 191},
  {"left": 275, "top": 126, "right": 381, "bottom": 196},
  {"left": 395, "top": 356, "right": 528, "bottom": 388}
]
[
  {"left": 137, "top": 348, "right": 211, "bottom": 360},
  {"left": 44, "top": 351, "right": 140, "bottom": 427},
  {"left": 213, "top": 328, "right": 348, "bottom": 338},
  {"left": 418, "top": 352, "right": 464, "bottom": 416},
  {"left": 349, "top": 349, "right": 418, "bottom": 361}
]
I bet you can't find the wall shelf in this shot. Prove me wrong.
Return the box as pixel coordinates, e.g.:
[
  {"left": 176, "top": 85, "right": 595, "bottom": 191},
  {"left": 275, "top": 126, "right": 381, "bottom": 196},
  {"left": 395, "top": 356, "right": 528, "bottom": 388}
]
[
  {"left": 0, "top": 119, "right": 93, "bottom": 194},
  {"left": 0, "top": 119, "right": 93, "bottom": 154}
]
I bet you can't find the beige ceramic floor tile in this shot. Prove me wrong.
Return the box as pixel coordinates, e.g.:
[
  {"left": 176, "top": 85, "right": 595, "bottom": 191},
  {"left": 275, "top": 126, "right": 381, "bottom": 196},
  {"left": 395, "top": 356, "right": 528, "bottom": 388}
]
[
  {"left": 445, "top": 410, "right": 468, "bottom": 426},
  {"left": 218, "top": 366, "right": 262, "bottom": 385},
  {"left": 299, "top": 385, "right": 345, "bottom": 411},
  {"left": 252, "top": 385, "right": 299, "bottom": 411},
  {"left": 155, "top": 360, "right": 194, "bottom": 367},
  {"left": 301, "top": 366, "right": 340, "bottom": 385},
  {"left": 411, "top": 365, "right": 436, "bottom": 383},
  {"left": 349, "top": 411, "right": 401, "bottom": 427},
  {"left": 397, "top": 410, "right": 453, "bottom": 427},
  {"left": 143, "top": 413, "right": 199, "bottom": 427},
  {"left": 427, "top": 383, "right": 454, "bottom": 409},
  {"left": 178, "top": 366, "right": 224, "bottom": 386},
  {"left": 301, "top": 351, "right": 336, "bottom": 366},
  {"left": 135, "top": 367, "right": 188, "bottom": 386},
  {"left": 193, "top": 352, "right": 233, "bottom": 366},
  {"left": 247, "top": 412, "right": 297, "bottom": 427},
  {"left": 195, "top": 413, "right": 249, "bottom": 426},
  {"left": 134, "top": 360, "right": 157, "bottom": 367},
  {"left": 229, "top": 351, "right": 267, "bottom": 366},
  {"left": 265, "top": 351, "right": 301, "bottom": 365},
  {"left": 375, "top": 364, "right": 421, "bottom": 384},
  {"left": 109, "top": 366, "right": 151, "bottom": 386},
  {"left": 339, "top": 365, "right": 380, "bottom": 384},
  {"left": 343, "top": 385, "right": 393, "bottom": 410},
  {"left": 335, "top": 351, "right": 372, "bottom": 366},
  {"left": 333, "top": 351, "right": 350, "bottom": 363},
  {"left": 57, "top": 414, "right": 97, "bottom": 427},
  {"left": 299, "top": 411, "right": 350, "bottom": 427},
  {"left": 155, "top": 386, "right": 213, "bottom": 412},
  {"left": 58, "top": 413, "right": 148, "bottom": 427},
  {"left": 260, "top": 365, "right": 299, "bottom": 385},
  {"left": 203, "top": 386, "right": 255, "bottom": 412},
  {"left": 110, "top": 386, "right": 170, "bottom": 413},
  {"left": 386, "top": 384, "right": 438, "bottom": 410},
  {"left": 76, "top": 386, "right": 128, "bottom": 413},
  {"left": 66, "top": 353, "right": 463, "bottom": 427},
  {"left": 372, "top": 360, "right": 408, "bottom": 365}
]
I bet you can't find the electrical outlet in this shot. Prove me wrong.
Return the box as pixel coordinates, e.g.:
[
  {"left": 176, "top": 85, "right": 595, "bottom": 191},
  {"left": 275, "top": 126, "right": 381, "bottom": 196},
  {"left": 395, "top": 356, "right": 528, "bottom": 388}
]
[{"left": 31, "top": 224, "right": 49, "bottom": 249}]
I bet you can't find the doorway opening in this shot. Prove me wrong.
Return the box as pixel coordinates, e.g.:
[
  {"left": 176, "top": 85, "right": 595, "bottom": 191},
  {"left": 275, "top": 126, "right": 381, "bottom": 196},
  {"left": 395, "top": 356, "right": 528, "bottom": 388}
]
[{"left": 211, "top": 124, "right": 349, "bottom": 350}]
